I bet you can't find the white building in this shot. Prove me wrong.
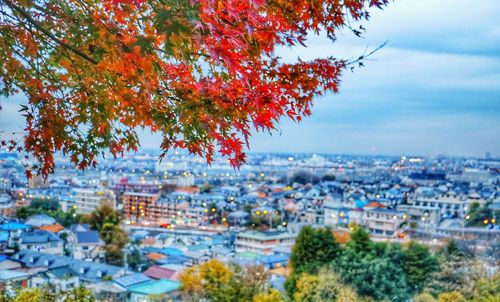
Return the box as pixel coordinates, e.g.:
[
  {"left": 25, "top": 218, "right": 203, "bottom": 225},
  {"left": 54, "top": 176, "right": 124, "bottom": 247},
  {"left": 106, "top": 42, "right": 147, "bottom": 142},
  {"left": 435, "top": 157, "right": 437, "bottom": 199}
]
[
  {"left": 235, "top": 230, "right": 296, "bottom": 255},
  {"left": 74, "top": 188, "right": 116, "bottom": 214},
  {"left": 363, "top": 208, "right": 406, "bottom": 237}
]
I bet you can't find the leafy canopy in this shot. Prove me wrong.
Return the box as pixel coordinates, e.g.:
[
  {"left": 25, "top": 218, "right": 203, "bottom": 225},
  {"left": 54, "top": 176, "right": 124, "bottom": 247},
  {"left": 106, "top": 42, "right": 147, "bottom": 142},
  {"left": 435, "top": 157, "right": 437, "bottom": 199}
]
[{"left": 0, "top": 0, "right": 388, "bottom": 176}]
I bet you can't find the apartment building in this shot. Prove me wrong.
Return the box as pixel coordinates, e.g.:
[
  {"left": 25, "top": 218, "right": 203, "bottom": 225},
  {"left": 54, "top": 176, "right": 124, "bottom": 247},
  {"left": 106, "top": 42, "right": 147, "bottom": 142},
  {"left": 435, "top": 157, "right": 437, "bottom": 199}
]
[
  {"left": 364, "top": 208, "right": 406, "bottom": 237},
  {"left": 122, "top": 192, "right": 160, "bottom": 223},
  {"left": 74, "top": 188, "right": 116, "bottom": 214},
  {"left": 235, "top": 230, "right": 296, "bottom": 255}
]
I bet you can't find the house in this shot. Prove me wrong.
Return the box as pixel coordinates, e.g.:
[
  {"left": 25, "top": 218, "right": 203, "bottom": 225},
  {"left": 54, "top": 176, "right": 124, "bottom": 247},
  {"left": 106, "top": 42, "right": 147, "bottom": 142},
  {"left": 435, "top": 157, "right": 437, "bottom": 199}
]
[
  {"left": 30, "top": 266, "right": 79, "bottom": 293},
  {"left": 19, "top": 230, "right": 64, "bottom": 255},
  {"left": 87, "top": 281, "right": 127, "bottom": 301},
  {"left": 323, "top": 206, "right": 351, "bottom": 226},
  {"left": 69, "top": 224, "right": 102, "bottom": 261},
  {"left": 0, "top": 222, "right": 30, "bottom": 249},
  {"left": 363, "top": 208, "right": 407, "bottom": 237},
  {"left": 235, "top": 230, "right": 296, "bottom": 255},
  {"left": 0, "top": 269, "right": 30, "bottom": 292}
]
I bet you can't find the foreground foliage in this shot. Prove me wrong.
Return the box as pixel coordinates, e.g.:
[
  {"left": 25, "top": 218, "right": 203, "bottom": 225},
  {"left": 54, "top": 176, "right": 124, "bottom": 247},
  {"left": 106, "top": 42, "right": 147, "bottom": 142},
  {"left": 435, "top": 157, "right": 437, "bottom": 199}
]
[
  {"left": 179, "top": 259, "right": 278, "bottom": 302},
  {"left": 287, "top": 227, "right": 499, "bottom": 302},
  {"left": 0, "top": 286, "right": 94, "bottom": 302},
  {"left": 0, "top": 0, "right": 388, "bottom": 176}
]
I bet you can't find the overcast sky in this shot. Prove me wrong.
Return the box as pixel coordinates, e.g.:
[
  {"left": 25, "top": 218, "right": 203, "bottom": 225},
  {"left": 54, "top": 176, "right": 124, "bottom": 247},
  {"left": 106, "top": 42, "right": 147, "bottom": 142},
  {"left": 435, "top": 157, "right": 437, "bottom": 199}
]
[
  {"left": 1, "top": 0, "right": 499, "bottom": 158},
  {"left": 248, "top": 0, "right": 500, "bottom": 157}
]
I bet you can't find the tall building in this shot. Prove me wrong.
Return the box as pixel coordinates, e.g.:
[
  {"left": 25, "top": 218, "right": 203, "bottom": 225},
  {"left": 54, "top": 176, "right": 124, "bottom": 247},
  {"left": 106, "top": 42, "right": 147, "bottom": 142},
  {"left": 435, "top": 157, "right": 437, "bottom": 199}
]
[
  {"left": 74, "top": 188, "right": 116, "bottom": 214},
  {"left": 122, "top": 192, "right": 160, "bottom": 223}
]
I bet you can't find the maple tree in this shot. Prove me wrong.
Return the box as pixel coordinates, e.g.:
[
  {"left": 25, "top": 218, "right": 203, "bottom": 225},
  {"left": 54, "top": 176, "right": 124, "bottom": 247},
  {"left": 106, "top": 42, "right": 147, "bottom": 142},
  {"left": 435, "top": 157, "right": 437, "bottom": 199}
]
[{"left": 0, "top": 0, "right": 389, "bottom": 176}]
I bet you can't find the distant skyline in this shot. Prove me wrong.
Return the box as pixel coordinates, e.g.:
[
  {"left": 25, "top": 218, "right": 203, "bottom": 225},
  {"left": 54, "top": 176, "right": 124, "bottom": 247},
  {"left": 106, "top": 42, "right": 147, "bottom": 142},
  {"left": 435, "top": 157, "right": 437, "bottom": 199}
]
[{"left": 1, "top": 0, "right": 499, "bottom": 158}]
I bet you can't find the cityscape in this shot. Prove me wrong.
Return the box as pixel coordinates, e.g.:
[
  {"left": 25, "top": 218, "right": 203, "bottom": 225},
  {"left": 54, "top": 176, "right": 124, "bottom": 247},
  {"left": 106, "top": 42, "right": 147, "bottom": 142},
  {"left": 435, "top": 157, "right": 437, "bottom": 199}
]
[
  {"left": 0, "top": 0, "right": 499, "bottom": 301},
  {"left": 0, "top": 150, "right": 498, "bottom": 301}
]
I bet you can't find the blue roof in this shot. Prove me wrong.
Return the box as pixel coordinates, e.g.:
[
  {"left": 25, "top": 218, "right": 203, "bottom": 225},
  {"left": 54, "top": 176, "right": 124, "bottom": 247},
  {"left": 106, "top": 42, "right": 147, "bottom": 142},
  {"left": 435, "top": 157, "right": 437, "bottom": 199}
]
[
  {"left": 114, "top": 273, "right": 151, "bottom": 288},
  {"left": 258, "top": 254, "right": 289, "bottom": 264},
  {"left": 21, "top": 230, "right": 62, "bottom": 244},
  {"left": 142, "top": 247, "right": 162, "bottom": 254},
  {"left": 355, "top": 200, "right": 368, "bottom": 209},
  {"left": 154, "top": 255, "right": 188, "bottom": 265},
  {"left": 187, "top": 244, "right": 209, "bottom": 252},
  {"left": 0, "top": 222, "right": 30, "bottom": 231},
  {"left": 160, "top": 248, "right": 183, "bottom": 257},
  {"left": 75, "top": 231, "right": 100, "bottom": 244},
  {"left": 12, "top": 251, "right": 123, "bottom": 282},
  {"left": 0, "top": 232, "right": 8, "bottom": 242}
]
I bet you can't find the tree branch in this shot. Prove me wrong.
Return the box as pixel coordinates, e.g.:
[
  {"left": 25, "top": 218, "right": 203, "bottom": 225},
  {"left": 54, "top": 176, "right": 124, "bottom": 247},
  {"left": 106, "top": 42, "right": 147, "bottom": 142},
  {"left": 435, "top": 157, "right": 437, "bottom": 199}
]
[{"left": 1, "top": 0, "right": 98, "bottom": 64}]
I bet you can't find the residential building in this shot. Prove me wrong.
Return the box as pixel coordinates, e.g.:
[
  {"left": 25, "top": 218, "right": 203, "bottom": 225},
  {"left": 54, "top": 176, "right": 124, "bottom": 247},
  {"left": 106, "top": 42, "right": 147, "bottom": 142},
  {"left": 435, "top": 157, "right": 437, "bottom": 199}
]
[
  {"left": 74, "top": 188, "right": 116, "bottom": 214},
  {"left": 235, "top": 230, "right": 296, "bottom": 255},
  {"left": 122, "top": 192, "right": 160, "bottom": 223},
  {"left": 363, "top": 208, "right": 407, "bottom": 237},
  {"left": 69, "top": 224, "right": 102, "bottom": 261},
  {"left": 19, "top": 230, "right": 64, "bottom": 255}
]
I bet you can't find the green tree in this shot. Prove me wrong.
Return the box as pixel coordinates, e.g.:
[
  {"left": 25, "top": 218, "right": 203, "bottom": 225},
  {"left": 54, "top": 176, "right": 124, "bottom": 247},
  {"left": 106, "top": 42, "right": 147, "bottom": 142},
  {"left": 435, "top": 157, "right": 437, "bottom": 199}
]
[
  {"left": 127, "top": 248, "right": 146, "bottom": 271},
  {"left": 348, "top": 226, "right": 373, "bottom": 254},
  {"left": 286, "top": 226, "right": 341, "bottom": 296},
  {"left": 429, "top": 253, "right": 484, "bottom": 299},
  {"left": 466, "top": 202, "right": 499, "bottom": 227},
  {"left": 337, "top": 246, "right": 410, "bottom": 302},
  {"left": 403, "top": 242, "right": 440, "bottom": 293},
  {"left": 84, "top": 204, "right": 121, "bottom": 232},
  {"left": 15, "top": 198, "right": 79, "bottom": 227},
  {"left": 290, "top": 226, "right": 341, "bottom": 274},
  {"left": 85, "top": 205, "right": 128, "bottom": 265}
]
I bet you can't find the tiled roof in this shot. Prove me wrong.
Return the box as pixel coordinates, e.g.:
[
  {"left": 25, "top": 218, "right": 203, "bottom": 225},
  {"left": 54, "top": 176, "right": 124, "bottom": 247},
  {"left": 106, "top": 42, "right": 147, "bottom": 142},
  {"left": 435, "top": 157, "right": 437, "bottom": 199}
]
[
  {"left": 159, "top": 248, "right": 183, "bottom": 257},
  {"left": 146, "top": 252, "right": 166, "bottom": 261},
  {"left": 143, "top": 266, "right": 176, "bottom": 280},
  {"left": 38, "top": 224, "right": 65, "bottom": 233},
  {"left": 258, "top": 254, "right": 289, "bottom": 264}
]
